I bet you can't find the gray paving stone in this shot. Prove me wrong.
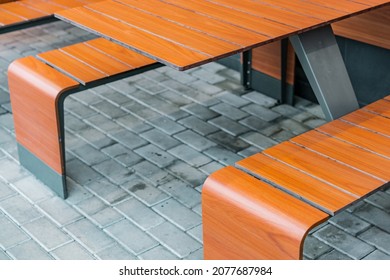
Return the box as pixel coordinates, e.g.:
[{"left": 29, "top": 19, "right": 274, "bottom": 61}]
[
  {"left": 64, "top": 179, "right": 93, "bottom": 205},
  {"left": 139, "top": 245, "right": 179, "bottom": 260},
  {"left": 65, "top": 113, "right": 90, "bottom": 133},
  {"left": 93, "top": 159, "right": 133, "bottom": 185},
  {"left": 0, "top": 111, "right": 13, "bottom": 131},
  {"left": 191, "top": 68, "right": 226, "bottom": 84},
  {"left": 159, "top": 179, "right": 201, "bottom": 208},
  {"left": 132, "top": 161, "right": 172, "bottom": 186},
  {"left": 317, "top": 249, "right": 352, "bottom": 260},
  {"left": 239, "top": 115, "right": 270, "bottom": 132},
  {"left": 208, "top": 131, "right": 250, "bottom": 152},
  {"left": 0, "top": 127, "right": 13, "bottom": 145},
  {"left": 89, "top": 207, "right": 124, "bottom": 228},
  {"left": 0, "top": 180, "right": 16, "bottom": 201},
  {"left": 65, "top": 98, "right": 97, "bottom": 119},
  {"left": 240, "top": 132, "right": 278, "bottom": 150},
  {"left": 75, "top": 196, "right": 107, "bottom": 216},
  {"left": 188, "top": 80, "right": 223, "bottom": 95},
  {"left": 178, "top": 116, "right": 219, "bottom": 136},
  {"left": 115, "top": 198, "right": 165, "bottom": 230},
  {"left": 96, "top": 243, "right": 137, "bottom": 260},
  {"left": 148, "top": 116, "right": 186, "bottom": 135},
  {"left": 303, "top": 236, "right": 332, "bottom": 260},
  {"left": 204, "top": 146, "right": 243, "bottom": 166},
  {"left": 158, "top": 90, "right": 194, "bottom": 107},
  {"left": 187, "top": 224, "right": 203, "bottom": 243},
  {"left": 210, "top": 103, "right": 248, "bottom": 121},
  {"left": 279, "top": 118, "right": 311, "bottom": 135},
  {"left": 85, "top": 114, "right": 123, "bottom": 133},
  {"left": 167, "top": 161, "right": 207, "bottom": 187},
  {"left": 353, "top": 203, "right": 390, "bottom": 233},
  {"left": 67, "top": 158, "right": 103, "bottom": 186},
  {"left": 242, "top": 91, "right": 278, "bottom": 108},
  {"left": 168, "top": 144, "right": 212, "bottom": 168},
  {"left": 65, "top": 218, "right": 115, "bottom": 253},
  {"left": 209, "top": 116, "right": 250, "bottom": 136},
  {"left": 0, "top": 250, "right": 11, "bottom": 260},
  {"left": 110, "top": 129, "right": 148, "bottom": 150},
  {"left": 0, "top": 158, "right": 30, "bottom": 183},
  {"left": 11, "top": 176, "right": 55, "bottom": 203},
  {"left": 358, "top": 227, "right": 390, "bottom": 254},
  {"left": 242, "top": 103, "right": 281, "bottom": 122},
  {"left": 304, "top": 118, "right": 327, "bottom": 129},
  {"left": 184, "top": 248, "right": 203, "bottom": 260},
  {"left": 71, "top": 89, "right": 101, "bottom": 106},
  {"left": 198, "top": 161, "right": 225, "bottom": 175},
  {"left": 216, "top": 91, "right": 251, "bottom": 107},
  {"left": 304, "top": 104, "right": 326, "bottom": 119},
  {"left": 314, "top": 224, "right": 375, "bottom": 259},
  {"left": 99, "top": 90, "right": 134, "bottom": 106},
  {"left": 272, "top": 104, "right": 301, "bottom": 117},
  {"left": 23, "top": 217, "right": 72, "bottom": 251},
  {"left": 174, "top": 130, "right": 216, "bottom": 151},
  {"left": 153, "top": 198, "right": 201, "bottom": 231},
  {"left": 329, "top": 211, "right": 371, "bottom": 235},
  {"left": 270, "top": 129, "right": 296, "bottom": 142},
  {"left": 363, "top": 250, "right": 390, "bottom": 260},
  {"left": 142, "top": 128, "right": 181, "bottom": 150},
  {"left": 0, "top": 195, "right": 43, "bottom": 225},
  {"left": 92, "top": 100, "right": 128, "bottom": 119},
  {"left": 71, "top": 144, "right": 110, "bottom": 166},
  {"left": 135, "top": 144, "right": 176, "bottom": 168},
  {"left": 37, "top": 197, "right": 81, "bottom": 227},
  {"left": 78, "top": 127, "right": 116, "bottom": 149},
  {"left": 148, "top": 221, "right": 202, "bottom": 258},
  {"left": 51, "top": 241, "right": 96, "bottom": 260},
  {"left": 6, "top": 240, "right": 54, "bottom": 260},
  {"left": 181, "top": 103, "right": 220, "bottom": 120},
  {"left": 122, "top": 178, "right": 169, "bottom": 207},
  {"left": 365, "top": 191, "right": 390, "bottom": 212},
  {"left": 136, "top": 79, "right": 167, "bottom": 94},
  {"left": 85, "top": 179, "right": 129, "bottom": 205},
  {"left": 0, "top": 214, "right": 30, "bottom": 249},
  {"left": 115, "top": 114, "right": 152, "bottom": 134},
  {"left": 105, "top": 219, "right": 158, "bottom": 255}
]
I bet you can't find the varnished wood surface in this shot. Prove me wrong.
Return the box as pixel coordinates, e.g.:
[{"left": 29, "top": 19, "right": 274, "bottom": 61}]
[
  {"left": 55, "top": 0, "right": 390, "bottom": 70},
  {"left": 0, "top": 0, "right": 102, "bottom": 27},
  {"left": 203, "top": 166, "right": 329, "bottom": 259},
  {"left": 342, "top": 109, "right": 390, "bottom": 137}
]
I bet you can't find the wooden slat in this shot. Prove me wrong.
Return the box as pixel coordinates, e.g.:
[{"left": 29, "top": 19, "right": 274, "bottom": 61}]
[
  {"left": 317, "top": 119, "right": 390, "bottom": 158},
  {"left": 85, "top": 1, "right": 241, "bottom": 56},
  {"left": 263, "top": 140, "right": 386, "bottom": 196},
  {"left": 56, "top": 7, "right": 211, "bottom": 70},
  {"left": 117, "top": 0, "right": 269, "bottom": 46},
  {"left": 38, "top": 49, "right": 107, "bottom": 84},
  {"left": 45, "top": 0, "right": 90, "bottom": 9},
  {"left": 237, "top": 153, "right": 358, "bottom": 215},
  {"left": 84, "top": 38, "right": 156, "bottom": 68},
  {"left": 203, "top": 166, "right": 329, "bottom": 259},
  {"left": 332, "top": 5, "right": 390, "bottom": 49},
  {"left": 0, "top": 2, "right": 48, "bottom": 20},
  {"left": 290, "top": 130, "right": 390, "bottom": 181},
  {"left": 60, "top": 43, "right": 131, "bottom": 76},
  {"left": 363, "top": 98, "right": 390, "bottom": 118},
  {"left": 251, "top": 0, "right": 346, "bottom": 21},
  {"left": 301, "top": 0, "right": 372, "bottom": 12},
  {"left": 0, "top": 9, "right": 25, "bottom": 25},
  {"left": 209, "top": 0, "right": 322, "bottom": 29},
  {"left": 341, "top": 110, "right": 390, "bottom": 137},
  {"left": 161, "top": 0, "right": 297, "bottom": 38},
  {"left": 21, "top": 0, "right": 65, "bottom": 14}
]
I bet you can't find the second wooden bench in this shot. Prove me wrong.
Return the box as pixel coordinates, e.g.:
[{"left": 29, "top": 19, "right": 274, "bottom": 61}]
[{"left": 8, "top": 37, "right": 160, "bottom": 198}]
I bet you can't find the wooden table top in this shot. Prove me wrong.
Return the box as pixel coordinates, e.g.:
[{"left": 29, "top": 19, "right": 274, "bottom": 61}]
[{"left": 56, "top": 0, "right": 389, "bottom": 70}]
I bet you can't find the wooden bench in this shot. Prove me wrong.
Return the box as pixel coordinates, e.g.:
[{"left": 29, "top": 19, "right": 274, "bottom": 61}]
[
  {"left": 0, "top": 0, "right": 101, "bottom": 34},
  {"left": 202, "top": 96, "right": 390, "bottom": 259},
  {"left": 8, "top": 37, "right": 160, "bottom": 198}
]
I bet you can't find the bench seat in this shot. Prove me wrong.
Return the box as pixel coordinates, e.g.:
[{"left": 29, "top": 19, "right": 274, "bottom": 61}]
[
  {"left": 8, "top": 37, "right": 159, "bottom": 198},
  {"left": 0, "top": 0, "right": 101, "bottom": 34},
  {"left": 203, "top": 95, "right": 390, "bottom": 259}
]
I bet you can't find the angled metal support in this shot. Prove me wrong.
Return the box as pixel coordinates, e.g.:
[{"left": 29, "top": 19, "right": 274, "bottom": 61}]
[
  {"left": 290, "top": 25, "right": 359, "bottom": 121},
  {"left": 241, "top": 50, "right": 252, "bottom": 90}
]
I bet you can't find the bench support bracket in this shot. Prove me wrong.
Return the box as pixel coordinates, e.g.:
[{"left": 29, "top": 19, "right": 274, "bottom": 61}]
[{"left": 290, "top": 25, "right": 359, "bottom": 121}]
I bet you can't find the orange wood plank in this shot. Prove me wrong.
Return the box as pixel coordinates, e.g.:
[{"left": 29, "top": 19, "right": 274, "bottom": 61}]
[
  {"left": 263, "top": 140, "right": 386, "bottom": 197},
  {"left": 291, "top": 130, "right": 390, "bottom": 181},
  {"left": 209, "top": 0, "right": 322, "bottom": 29},
  {"left": 161, "top": 0, "right": 297, "bottom": 38},
  {"left": 0, "top": 9, "right": 25, "bottom": 25},
  {"left": 253, "top": 0, "right": 347, "bottom": 21},
  {"left": 302, "top": 0, "right": 372, "bottom": 12},
  {"left": 237, "top": 153, "right": 358, "bottom": 215},
  {"left": 84, "top": 38, "right": 156, "bottom": 68},
  {"left": 60, "top": 43, "right": 131, "bottom": 76},
  {"left": 85, "top": 1, "right": 241, "bottom": 56},
  {"left": 203, "top": 166, "right": 329, "bottom": 259},
  {"left": 341, "top": 110, "right": 390, "bottom": 137},
  {"left": 9, "top": 56, "right": 79, "bottom": 174},
  {"left": 332, "top": 5, "right": 390, "bottom": 49},
  {"left": 117, "top": 0, "right": 269, "bottom": 47},
  {"left": 363, "top": 98, "right": 390, "bottom": 118},
  {"left": 21, "top": 0, "right": 65, "bottom": 14},
  {"left": 46, "top": 0, "right": 89, "bottom": 9},
  {"left": 56, "top": 7, "right": 211, "bottom": 70},
  {"left": 38, "top": 49, "right": 107, "bottom": 84},
  {"left": 317, "top": 119, "right": 390, "bottom": 159},
  {"left": 0, "top": 2, "right": 48, "bottom": 19}
]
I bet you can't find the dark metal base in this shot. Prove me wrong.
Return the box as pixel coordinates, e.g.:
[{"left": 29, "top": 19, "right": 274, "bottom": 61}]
[
  {"left": 0, "top": 17, "right": 57, "bottom": 35},
  {"left": 17, "top": 143, "right": 67, "bottom": 199}
]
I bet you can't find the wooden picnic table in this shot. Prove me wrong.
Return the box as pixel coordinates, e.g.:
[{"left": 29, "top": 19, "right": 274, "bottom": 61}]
[{"left": 54, "top": 0, "right": 389, "bottom": 121}]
